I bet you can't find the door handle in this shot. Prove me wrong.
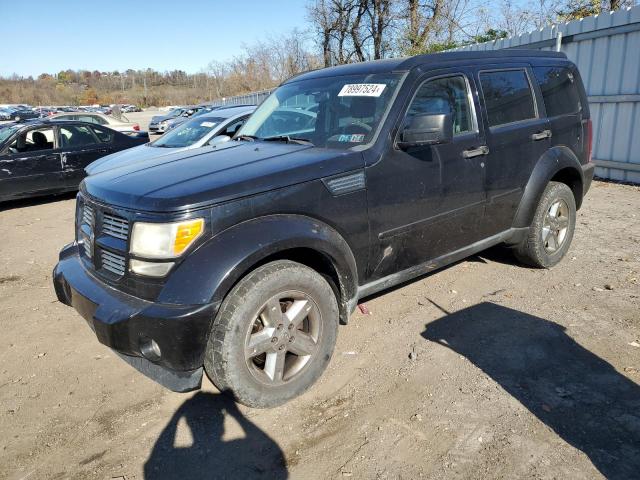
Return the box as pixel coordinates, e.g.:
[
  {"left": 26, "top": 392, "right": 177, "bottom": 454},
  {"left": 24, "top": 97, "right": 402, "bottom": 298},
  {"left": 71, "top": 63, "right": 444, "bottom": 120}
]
[
  {"left": 462, "top": 146, "right": 489, "bottom": 159},
  {"left": 531, "top": 129, "right": 552, "bottom": 141}
]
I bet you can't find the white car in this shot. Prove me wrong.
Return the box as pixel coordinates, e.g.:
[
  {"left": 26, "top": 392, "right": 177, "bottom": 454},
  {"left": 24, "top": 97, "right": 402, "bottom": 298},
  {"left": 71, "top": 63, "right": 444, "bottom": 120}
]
[
  {"left": 85, "top": 105, "right": 256, "bottom": 175},
  {"left": 50, "top": 112, "right": 141, "bottom": 134}
]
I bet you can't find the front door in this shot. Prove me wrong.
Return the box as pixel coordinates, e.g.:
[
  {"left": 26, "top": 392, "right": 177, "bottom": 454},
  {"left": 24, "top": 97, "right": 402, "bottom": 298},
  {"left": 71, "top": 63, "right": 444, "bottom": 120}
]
[
  {"left": 366, "top": 69, "right": 487, "bottom": 281},
  {"left": 0, "top": 126, "right": 62, "bottom": 200}
]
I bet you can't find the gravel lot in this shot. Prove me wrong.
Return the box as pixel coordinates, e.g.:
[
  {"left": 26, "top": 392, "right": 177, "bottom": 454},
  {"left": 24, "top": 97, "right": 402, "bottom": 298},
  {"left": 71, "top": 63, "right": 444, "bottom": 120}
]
[{"left": 0, "top": 180, "right": 638, "bottom": 480}]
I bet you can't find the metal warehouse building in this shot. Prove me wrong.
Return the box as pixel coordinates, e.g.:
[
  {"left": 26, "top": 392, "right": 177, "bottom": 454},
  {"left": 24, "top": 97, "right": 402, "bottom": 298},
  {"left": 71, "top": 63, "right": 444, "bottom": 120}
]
[{"left": 455, "top": 5, "right": 640, "bottom": 183}]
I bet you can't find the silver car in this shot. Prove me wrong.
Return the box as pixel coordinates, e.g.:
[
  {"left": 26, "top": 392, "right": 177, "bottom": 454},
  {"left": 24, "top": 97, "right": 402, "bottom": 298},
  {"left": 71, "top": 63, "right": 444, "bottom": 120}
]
[
  {"left": 50, "top": 112, "right": 141, "bottom": 134},
  {"left": 86, "top": 105, "right": 256, "bottom": 175}
]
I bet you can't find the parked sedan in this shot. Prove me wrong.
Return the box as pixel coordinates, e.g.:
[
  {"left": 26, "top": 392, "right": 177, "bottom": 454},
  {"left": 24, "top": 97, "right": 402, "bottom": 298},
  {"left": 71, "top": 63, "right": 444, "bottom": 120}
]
[
  {"left": 148, "top": 108, "right": 189, "bottom": 134},
  {"left": 50, "top": 112, "right": 141, "bottom": 134},
  {"left": 86, "top": 105, "right": 255, "bottom": 175},
  {"left": 0, "top": 120, "right": 148, "bottom": 202},
  {"left": 163, "top": 106, "right": 219, "bottom": 131},
  {"left": 0, "top": 107, "right": 40, "bottom": 121}
]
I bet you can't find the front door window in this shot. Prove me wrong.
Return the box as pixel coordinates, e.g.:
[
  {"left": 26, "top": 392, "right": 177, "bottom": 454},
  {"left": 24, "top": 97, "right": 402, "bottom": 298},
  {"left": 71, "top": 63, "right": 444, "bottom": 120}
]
[{"left": 404, "top": 75, "right": 474, "bottom": 136}]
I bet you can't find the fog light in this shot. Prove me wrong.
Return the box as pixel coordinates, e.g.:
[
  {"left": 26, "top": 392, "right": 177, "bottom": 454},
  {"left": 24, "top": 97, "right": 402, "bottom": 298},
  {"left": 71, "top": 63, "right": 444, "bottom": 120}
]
[
  {"left": 130, "top": 259, "right": 174, "bottom": 277},
  {"left": 140, "top": 338, "right": 161, "bottom": 361}
]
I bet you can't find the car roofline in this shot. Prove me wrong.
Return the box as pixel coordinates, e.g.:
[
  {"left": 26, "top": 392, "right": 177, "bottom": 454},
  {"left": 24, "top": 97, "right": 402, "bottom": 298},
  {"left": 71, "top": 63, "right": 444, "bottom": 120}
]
[{"left": 283, "top": 49, "right": 567, "bottom": 85}]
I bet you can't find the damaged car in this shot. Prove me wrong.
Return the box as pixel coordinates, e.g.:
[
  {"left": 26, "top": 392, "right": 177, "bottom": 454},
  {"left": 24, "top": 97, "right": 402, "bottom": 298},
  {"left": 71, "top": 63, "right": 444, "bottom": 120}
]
[{"left": 0, "top": 120, "right": 148, "bottom": 202}]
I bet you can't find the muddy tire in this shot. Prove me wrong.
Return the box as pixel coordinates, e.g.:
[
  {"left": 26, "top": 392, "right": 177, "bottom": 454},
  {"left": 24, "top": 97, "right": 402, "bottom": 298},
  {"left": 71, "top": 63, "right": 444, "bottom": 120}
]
[
  {"left": 204, "top": 260, "right": 339, "bottom": 408},
  {"left": 514, "top": 181, "right": 576, "bottom": 268}
]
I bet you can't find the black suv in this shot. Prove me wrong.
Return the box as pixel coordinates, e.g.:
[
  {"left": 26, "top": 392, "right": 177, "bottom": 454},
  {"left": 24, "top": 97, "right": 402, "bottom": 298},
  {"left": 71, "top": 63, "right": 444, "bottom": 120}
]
[{"left": 53, "top": 50, "right": 594, "bottom": 407}]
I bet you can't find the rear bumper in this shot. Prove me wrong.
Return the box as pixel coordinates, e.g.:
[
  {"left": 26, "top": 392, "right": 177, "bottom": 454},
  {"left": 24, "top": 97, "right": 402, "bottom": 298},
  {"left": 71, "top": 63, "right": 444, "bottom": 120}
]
[{"left": 53, "top": 242, "right": 218, "bottom": 392}]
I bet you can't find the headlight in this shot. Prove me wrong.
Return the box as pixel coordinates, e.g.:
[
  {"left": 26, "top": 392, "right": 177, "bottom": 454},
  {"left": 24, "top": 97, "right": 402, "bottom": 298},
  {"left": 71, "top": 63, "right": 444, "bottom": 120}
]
[{"left": 130, "top": 218, "right": 204, "bottom": 259}]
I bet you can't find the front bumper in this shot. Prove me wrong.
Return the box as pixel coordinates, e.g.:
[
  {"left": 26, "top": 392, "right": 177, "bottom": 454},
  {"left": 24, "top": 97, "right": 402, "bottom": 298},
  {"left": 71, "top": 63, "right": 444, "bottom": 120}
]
[
  {"left": 148, "top": 123, "right": 165, "bottom": 133},
  {"left": 53, "top": 242, "right": 218, "bottom": 392}
]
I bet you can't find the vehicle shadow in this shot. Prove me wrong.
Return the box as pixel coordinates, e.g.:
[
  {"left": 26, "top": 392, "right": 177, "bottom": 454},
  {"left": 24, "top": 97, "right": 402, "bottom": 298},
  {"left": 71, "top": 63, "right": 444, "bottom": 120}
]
[
  {"left": 421, "top": 302, "right": 640, "bottom": 479},
  {"left": 144, "top": 391, "right": 287, "bottom": 480},
  {"left": 468, "top": 244, "right": 522, "bottom": 266},
  {"left": 0, "top": 191, "right": 76, "bottom": 212}
]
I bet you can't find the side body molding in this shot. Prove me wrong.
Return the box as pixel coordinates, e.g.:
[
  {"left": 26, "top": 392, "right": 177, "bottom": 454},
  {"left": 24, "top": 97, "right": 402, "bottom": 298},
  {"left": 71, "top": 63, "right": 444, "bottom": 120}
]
[
  {"left": 511, "top": 146, "right": 585, "bottom": 230},
  {"left": 158, "top": 214, "right": 359, "bottom": 322}
]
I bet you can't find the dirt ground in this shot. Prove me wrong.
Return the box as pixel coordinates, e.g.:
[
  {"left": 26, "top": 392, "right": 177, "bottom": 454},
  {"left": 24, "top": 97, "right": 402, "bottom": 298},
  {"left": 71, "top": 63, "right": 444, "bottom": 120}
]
[{"left": 0, "top": 180, "right": 638, "bottom": 480}]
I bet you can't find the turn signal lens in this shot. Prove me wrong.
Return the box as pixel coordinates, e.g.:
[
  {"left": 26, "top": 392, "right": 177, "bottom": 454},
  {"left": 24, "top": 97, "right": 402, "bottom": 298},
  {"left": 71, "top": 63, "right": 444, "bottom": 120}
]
[{"left": 173, "top": 219, "right": 204, "bottom": 256}]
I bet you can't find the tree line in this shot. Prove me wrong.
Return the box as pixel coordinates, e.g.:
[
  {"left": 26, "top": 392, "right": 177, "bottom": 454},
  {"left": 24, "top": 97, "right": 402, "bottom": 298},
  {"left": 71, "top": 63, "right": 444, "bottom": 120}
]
[{"left": 0, "top": 0, "right": 632, "bottom": 107}]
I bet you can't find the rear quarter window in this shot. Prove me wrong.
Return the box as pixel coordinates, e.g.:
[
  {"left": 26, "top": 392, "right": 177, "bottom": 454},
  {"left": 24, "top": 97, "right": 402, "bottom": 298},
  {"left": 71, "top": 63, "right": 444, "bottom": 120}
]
[
  {"left": 479, "top": 70, "right": 536, "bottom": 127},
  {"left": 91, "top": 126, "right": 114, "bottom": 143},
  {"left": 533, "top": 66, "right": 582, "bottom": 117}
]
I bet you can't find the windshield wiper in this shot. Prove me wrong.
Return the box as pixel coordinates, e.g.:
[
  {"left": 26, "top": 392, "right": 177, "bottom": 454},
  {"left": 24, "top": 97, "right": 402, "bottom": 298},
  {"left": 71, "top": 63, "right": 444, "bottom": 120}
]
[
  {"left": 236, "top": 134, "right": 257, "bottom": 142},
  {"left": 262, "top": 135, "right": 314, "bottom": 146}
]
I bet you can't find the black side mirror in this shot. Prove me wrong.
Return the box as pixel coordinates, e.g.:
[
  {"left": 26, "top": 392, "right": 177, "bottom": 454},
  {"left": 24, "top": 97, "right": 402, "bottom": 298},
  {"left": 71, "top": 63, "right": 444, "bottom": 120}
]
[{"left": 398, "top": 113, "right": 453, "bottom": 149}]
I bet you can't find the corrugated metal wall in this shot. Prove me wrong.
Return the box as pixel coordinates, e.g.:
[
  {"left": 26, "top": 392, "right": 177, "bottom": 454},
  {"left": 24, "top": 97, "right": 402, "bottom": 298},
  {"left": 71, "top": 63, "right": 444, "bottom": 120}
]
[
  {"left": 454, "top": 6, "right": 640, "bottom": 183},
  {"left": 207, "top": 89, "right": 273, "bottom": 108}
]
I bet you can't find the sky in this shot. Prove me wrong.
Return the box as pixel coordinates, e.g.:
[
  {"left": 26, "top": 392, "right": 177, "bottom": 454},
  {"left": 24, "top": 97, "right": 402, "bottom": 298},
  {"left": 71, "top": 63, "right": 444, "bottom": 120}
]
[{"left": 0, "top": 0, "right": 309, "bottom": 77}]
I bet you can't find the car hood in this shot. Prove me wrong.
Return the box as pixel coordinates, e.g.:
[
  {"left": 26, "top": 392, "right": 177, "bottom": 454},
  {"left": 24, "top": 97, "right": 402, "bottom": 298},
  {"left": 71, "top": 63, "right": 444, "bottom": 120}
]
[
  {"left": 150, "top": 114, "right": 175, "bottom": 123},
  {"left": 85, "top": 143, "right": 193, "bottom": 175},
  {"left": 82, "top": 141, "right": 363, "bottom": 212}
]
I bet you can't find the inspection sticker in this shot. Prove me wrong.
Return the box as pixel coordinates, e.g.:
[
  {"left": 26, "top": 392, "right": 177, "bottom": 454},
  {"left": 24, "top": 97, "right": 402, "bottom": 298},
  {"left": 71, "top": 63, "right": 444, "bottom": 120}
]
[
  {"left": 338, "top": 83, "right": 386, "bottom": 97},
  {"left": 338, "top": 134, "right": 366, "bottom": 142},
  {"left": 200, "top": 121, "right": 217, "bottom": 128}
]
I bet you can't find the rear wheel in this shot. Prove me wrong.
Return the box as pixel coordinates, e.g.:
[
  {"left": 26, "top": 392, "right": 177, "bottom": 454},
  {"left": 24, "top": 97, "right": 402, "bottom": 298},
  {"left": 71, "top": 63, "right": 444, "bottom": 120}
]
[
  {"left": 514, "top": 181, "right": 576, "bottom": 268},
  {"left": 204, "top": 260, "right": 339, "bottom": 408}
]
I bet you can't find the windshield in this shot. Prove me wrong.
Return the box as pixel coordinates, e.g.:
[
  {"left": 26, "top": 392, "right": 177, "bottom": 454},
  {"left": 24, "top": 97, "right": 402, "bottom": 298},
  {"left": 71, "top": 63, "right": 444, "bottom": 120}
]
[
  {"left": 152, "top": 117, "right": 223, "bottom": 148},
  {"left": 237, "top": 72, "right": 403, "bottom": 149},
  {"left": 0, "top": 125, "right": 20, "bottom": 144}
]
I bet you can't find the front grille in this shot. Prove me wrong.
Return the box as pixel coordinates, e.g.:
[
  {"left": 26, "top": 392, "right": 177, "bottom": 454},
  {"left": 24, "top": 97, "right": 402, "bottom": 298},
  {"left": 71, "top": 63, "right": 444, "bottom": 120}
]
[
  {"left": 102, "top": 213, "right": 129, "bottom": 240},
  {"left": 101, "top": 249, "right": 126, "bottom": 276}
]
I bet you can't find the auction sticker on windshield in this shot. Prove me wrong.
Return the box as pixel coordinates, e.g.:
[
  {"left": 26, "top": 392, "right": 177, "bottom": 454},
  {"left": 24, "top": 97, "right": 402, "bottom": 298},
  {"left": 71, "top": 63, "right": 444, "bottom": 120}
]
[{"left": 338, "top": 84, "right": 386, "bottom": 97}]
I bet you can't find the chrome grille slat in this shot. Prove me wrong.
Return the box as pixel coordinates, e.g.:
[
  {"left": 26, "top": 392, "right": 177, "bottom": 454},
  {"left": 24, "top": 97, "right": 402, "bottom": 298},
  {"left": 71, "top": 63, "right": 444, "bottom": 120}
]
[
  {"left": 82, "top": 205, "right": 94, "bottom": 226},
  {"left": 102, "top": 256, "right": 125, "bottom": 267},
  {"left": 102, "top": 213, "right": 129, "bottom": 241},
  {"left": 101, "top": 250, "right": 126, "bottom": 276},
  {"left": 82, "top": 238, "right": 92, "bottom": 258}
]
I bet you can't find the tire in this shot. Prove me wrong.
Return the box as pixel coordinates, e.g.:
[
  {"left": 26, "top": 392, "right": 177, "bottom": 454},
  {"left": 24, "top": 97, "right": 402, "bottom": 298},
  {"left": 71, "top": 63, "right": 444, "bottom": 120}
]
[
  {"left": 204, "top": 260, "right": 339, "bottom": 408},
  {"left": 514, "top": 181, "right": 576, "bottom": 268}
]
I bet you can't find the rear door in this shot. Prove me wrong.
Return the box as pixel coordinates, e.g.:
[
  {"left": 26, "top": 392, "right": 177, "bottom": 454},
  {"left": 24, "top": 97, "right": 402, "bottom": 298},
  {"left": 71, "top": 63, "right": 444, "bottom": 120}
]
[
  {"left": 0, "top": 126, "right": 63, "bottom": 199},
  {"left": 58, "top": 123, "right": 107, "bottom": 187},
  {"left": 475, "top": 66, "right": 551, "bottom": 235},
  {"left": 532, "top": 65, "right": 586, "bottom": 161}
]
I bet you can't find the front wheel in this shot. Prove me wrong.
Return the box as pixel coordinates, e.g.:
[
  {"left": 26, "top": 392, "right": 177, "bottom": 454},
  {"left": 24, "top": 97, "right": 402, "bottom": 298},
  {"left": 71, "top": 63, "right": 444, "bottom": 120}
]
[
  {"left": 204, "top": 260, "right": 339, "bottom": 408},
  {"left": 514, "top": 181, "right": 576, "bottom": 268}
]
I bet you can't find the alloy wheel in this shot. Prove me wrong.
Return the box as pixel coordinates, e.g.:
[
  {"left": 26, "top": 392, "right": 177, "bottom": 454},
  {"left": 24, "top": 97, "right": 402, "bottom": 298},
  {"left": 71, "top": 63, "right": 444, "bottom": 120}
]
[
  {"left": 244, "top": 291, "right": 321, "bottom": 385},
  {"left": 542, "top": 199, "right": 570, "bottom": 253}
]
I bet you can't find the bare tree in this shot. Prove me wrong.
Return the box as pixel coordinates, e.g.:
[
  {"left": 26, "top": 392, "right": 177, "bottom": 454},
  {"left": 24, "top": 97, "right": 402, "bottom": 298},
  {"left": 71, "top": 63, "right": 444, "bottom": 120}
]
[
  {"left": 367, "top": 0, "right": 395, "bottom": 59},
  {"left": 404, "top": 0, "right": 443, "bottom": 55}
]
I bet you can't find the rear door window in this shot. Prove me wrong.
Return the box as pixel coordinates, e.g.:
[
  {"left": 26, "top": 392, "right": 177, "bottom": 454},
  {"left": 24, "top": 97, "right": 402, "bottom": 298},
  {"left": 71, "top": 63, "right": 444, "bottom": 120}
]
[
  {"left": 533, "top": 66, "right": 582, "bottom": 117},
  {"left": 479, "top": 70, "right": 536, "bottom": 127},
  {"left": 77, "top": 115, "right": 99, "bottom": 124},
  {"left": 59, "top": 125, "right": 99, "bottom": 147}
]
